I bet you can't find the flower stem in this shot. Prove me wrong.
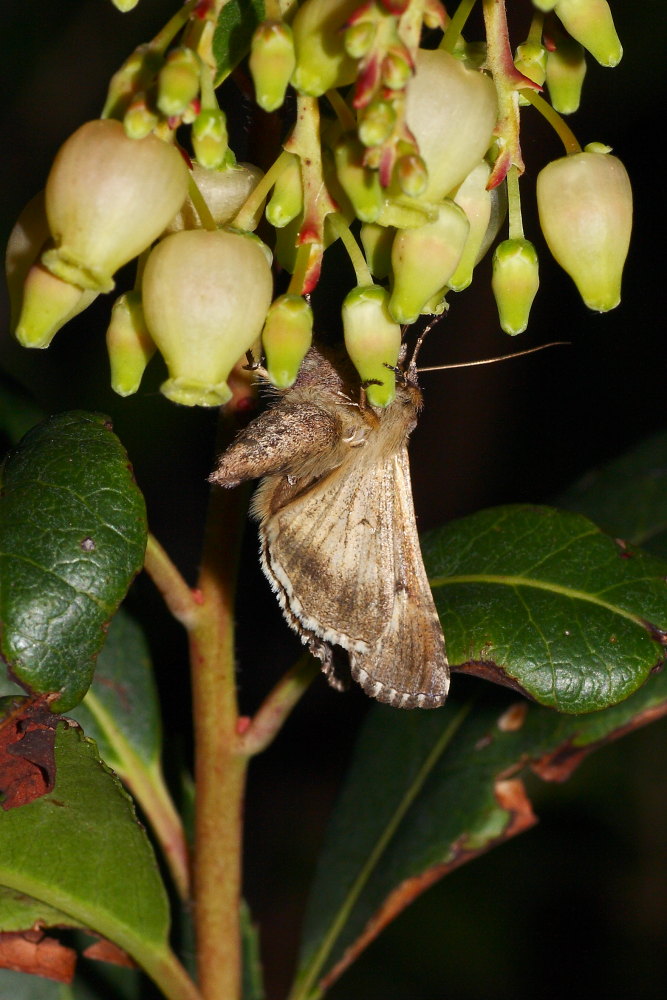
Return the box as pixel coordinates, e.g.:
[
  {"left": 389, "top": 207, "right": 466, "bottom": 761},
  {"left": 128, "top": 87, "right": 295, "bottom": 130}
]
[
  {"left": 506, "top": 165, "right": 524, "bottom": 241},
  {"left": 239, "top": 653, "right": 320, "bottom": 757},
  {"left": 440, "top": 0, "right": 477, "bottom": 53},
  {"left": 232, "top": 148, "right": 293, "bottom": 232},
  {"left": 521, "top": 89, "right": 582, "bottom": 154},
  {"left": 326, "top": 213, "right": 373, "bottom": 287}
]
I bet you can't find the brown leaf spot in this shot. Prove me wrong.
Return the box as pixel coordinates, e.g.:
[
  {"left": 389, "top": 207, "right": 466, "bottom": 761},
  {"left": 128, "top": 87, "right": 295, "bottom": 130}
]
[
  {"left": 319, "top": 778, "right": 536, "bottom": 993},
  {"left": 0, "top": 930, "right": 76, "bottom": 983},
  {"left": 0, "top": 698, "right": 59, "bottom": 810}
]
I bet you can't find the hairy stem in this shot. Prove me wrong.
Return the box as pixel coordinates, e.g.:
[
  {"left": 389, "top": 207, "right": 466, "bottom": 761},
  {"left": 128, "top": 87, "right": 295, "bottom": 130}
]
[{"left": 240, "top": 653, "right": 320, "bottom": 757}]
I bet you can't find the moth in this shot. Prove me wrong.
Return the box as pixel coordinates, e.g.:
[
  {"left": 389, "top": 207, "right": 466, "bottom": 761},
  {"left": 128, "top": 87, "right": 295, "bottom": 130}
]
[{"left": 210, "top": 344, "right": 449, "bottom": 709}]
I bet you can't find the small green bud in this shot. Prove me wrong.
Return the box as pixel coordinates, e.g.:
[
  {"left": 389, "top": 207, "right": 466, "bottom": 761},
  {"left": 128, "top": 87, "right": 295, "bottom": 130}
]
[
  {"left": 395, "top": 154, "right": 428, "bottom": 199},
  {"left": 43, "top": 119, "right": 189, "bottom": 292},
  {"left": 262, "top": 294, "right": 313, "bottom": 388},
  {"left": 102, "top": 44, "right": 162, "bottom": 119},
  {"left": 344, "top": 22, "right": 376, "bottom": 60},
  {"left": 192, "top": 109, "right": 229, "bottom": 169},
  {"left": 382, "top": 50, "right": 413, "bottom": 90},
  {"left": 14, "top": 262, "right": 97, "bottom": 349},
  {"left": 106, "top": 291, "right": 155, "bottom": 396},
  {"left": 537, "top": 149, "right": 632, "bottom": 312},
  {"left": 123, "top": 93, "right": 159, "bottom": 139},
  {"left": 291, "top": 0, "right": 360, "bottom": 96},
  {"left": 342, "top": 286, "right": 402, "bottom": 407},
  {"left": 142, "top": 229, "right": 273, "bottom": 406},
  {"left": 111, "top": 0, "right": 140, "bottom": 10},
  {"left": 554, "top": 0, "right": 622, "bottom": 67},
  {"left": 515, "top": 41, "right": 547, "bottom": 105},
  {"left": 532, "top": 0, "right": 557, "bottom": 11},
  {"left": 360, "top": 222, "right": 394, "bottom": 280},
  {"left": 546, "top": 35, "right": 587, "bottom": 114},
  {"left": 157, "top": 47, "right": 201, "bottom": 117},
  {"left": 491, "top": 239, "right": 540, "bottom": 335},
  {"left": 334, "top": 136, "right": 383, "bottom": 223},
  {"left": 266, "top": 153, "right": 303, "bottom": 228},
  {"left": 389, "top": 200, "right": 469, "bottom": 324},
  {"left": 358, "top": 100, "right": 397, "bottom": 149},
  {"left": 249, "top": 21, "right": 296, "bottom": 112},
  {"left": 448, "top": 160, "right": 492, "bottom": 291}
]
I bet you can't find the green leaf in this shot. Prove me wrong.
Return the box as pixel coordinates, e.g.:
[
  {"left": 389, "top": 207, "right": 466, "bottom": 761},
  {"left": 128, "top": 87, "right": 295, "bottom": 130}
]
[
  {"left": 422, "top": 504, "right": 667, "bottom": 713},
  {"left": 213, "top": 0, "right": 265, "bottom": 81},
  {"left": 295, "top": 665, "right": 667, "bottom": 998},
  {"left": 241, "top": 899, "right": 265, "bottom": 1000},
  {"left": 0, "top": 969, "right": 68, "bottom": 999},
  {"left": 0, "top": 723, "right": 182, "bottom": 989},
  {"left": 67, "top": 610, "right": 161, "bottom": 770},
  {"left": 0, "top": 884, "right": 84, "bottom": 932},
  {"left": 557, "top": 430, "right": 667, "bottom": 560},
  {"left": 0, "top": 412, "right": 147, "bottom": 711}
]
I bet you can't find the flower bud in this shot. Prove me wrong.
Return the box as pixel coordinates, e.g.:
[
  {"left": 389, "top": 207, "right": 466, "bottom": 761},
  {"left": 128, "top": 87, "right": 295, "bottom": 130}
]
[
  {"left": 42, "top": 120, "right": 189, "bottom": 292},
  {"left": 405, "top": 49, "right": 497, "bottom": 202},
  {"left": 344, "top": 22, "right": 376, "bottom": 60},
  {"left": 192, "top": 109, "right": 229, "bottom": 169},
  {"left": 515, "top": 41, "right": 547, "bottom": 105},
  {"left": 537, "top": 149, "right": 632, "bottom": 312},
  {"left": 342, "top": 286, "right": 402, "bottom": 407},
  {"left": 291, "top": 0, "right": 360, "bottom": 96},
  {"left": 491, "top": 239, "right": 539, "bottom": 334},
  {"left": 142, "top": 229, "right": 273, "bottom": 406},
  {"left": 360, "top": 223, "right": 394, "bottom": 279},
  {"left": 111, "top": 0, "right": 140, "bottom": 10},
  {"left": 123, "top": 93, "right": 159, "bottom": 139},
  {"left": 157, "top": 47, "right": 201, "bottom": 117},
  {"left": 358, "top": 100, "right": 397, "bottom": 148},
  {"left": 334, "top": 136, "right": 383, "bottom": 223},
  {"left": 395, "top": 155, "right": 428, "bottom": 198},
  {"left": 249, "top": 21, "right": 296, "bottom": 112},
  {"left": 167, "top": 161, "right": 264, "bottom": 233},
  {"left": 262, "top": 295, "right": 313, "bottom": 388},
  {"left": 554, "top": 0, "right": 622, "bottom": 67},
  {"left": 5, "top": 192, "right": 50, "bottom": 330},
  {"left": 448, "top": 160, "right": 492, "bottom": 291},
  {"left": 546, "top": 35, "right": 587, "bottom": 114},
  {"left": 14, "top": 263, "right": 97, "bottom": 349},
  {"left": 382, "top": 49, "right": 413, "bottom": 90},
  {"left": 106, "top": 291, "right": 155, "bottom": 396},
  {"left": 533, "top": 0, "right": 557, "bottom": 9},
  {"left": 266, "top": 153, "right": 303, "bottom": 228},
  {"left": 389, "top": 200, "right": 469, "bottom": 323}
]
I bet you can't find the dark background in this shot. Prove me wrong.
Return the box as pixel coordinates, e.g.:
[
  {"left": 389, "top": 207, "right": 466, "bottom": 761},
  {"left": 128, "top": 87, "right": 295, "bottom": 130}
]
[{"left": 1, "top": 1, "right": 666, "bottom": 998}]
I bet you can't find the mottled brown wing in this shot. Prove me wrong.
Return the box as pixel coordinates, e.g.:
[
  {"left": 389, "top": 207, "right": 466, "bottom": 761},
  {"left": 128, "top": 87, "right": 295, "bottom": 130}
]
[{"left": 259, "top": 446, "right": 449, "bottom": 709}]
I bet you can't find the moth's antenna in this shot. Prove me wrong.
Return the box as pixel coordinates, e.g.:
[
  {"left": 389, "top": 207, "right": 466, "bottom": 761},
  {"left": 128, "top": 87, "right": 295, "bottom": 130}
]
[
  {"left": 417, "top": 341, "right": 569, "bottom": 373},
  {"left": 405, "top": 316, "right": 444, "bottom": 372}
]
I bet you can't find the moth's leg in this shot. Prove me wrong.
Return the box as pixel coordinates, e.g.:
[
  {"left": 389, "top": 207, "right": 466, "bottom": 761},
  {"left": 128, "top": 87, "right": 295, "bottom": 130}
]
[{"left": 210, "top": 402, "right": 341, "bottom": 487}]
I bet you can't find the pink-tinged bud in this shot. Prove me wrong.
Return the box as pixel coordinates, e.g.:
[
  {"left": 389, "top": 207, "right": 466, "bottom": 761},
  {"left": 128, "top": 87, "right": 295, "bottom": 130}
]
[
  {"left": 554, "top": 0, "right": 622, "bottom": 67},
  {"left": 334, "top": 136, "right": 383, "bottom": 223},
  {"left": 491, "top": 238, "right": 540, "bottom": 334},
  {"left": 389, "top": 200, "right": 469, "bottom": 323},
  {"left": 262, "top": 294, "right": 313, "bottom": 388},
  {"left": 360, "top": 222, "right": 394, "bottom": 279},
  {"left": 106, "top": 291, "right": 155, "bottom": 396},
  {"left": 291, "top": 0, "right": 360, "bottom": 96},
  {"left": 5, "top": 192, "right": 50, "bottom": 330},
  {"left": 395, "top": 155, "right": 428, "bottom": 198},
  {"left": 43, "top": 120, "right": 188, "bottom": 292},
  {"left": 192, "top": 109, "right": 229, "bottom": 169},
  {"left": 266, "top": 153, "right": 303, "bottom": 228},
  {"left": 167, "top": 161, "right": 263, "bottom": 233},
  {"left": 382, "top": 49, "right": 413, "bottom": 90},
  {"left": 14, "top": 263, "right": 97, "bottom": 349},
  {"left": 537, "top": 148, "right": 632, "bottom": 312},
  {"left": 250, "top": 21, "right": 296, "bottom": 112},
  {"left": 405, "top": 49, "right": 497, "bottom": 202},
  {"left": 142, "top": 229, "right": 273, "bottom": 406},
  {"left": 344, "top": 22, "right": 376, "bottom": 60},
  {"left": 123, "top": 93, "right": 159, "bottom": 139},
  {"left": 449, "top": 160, "right": 492, "bottom": 291},
  {"left": 157, "top": 47, "right": 201, "bottom": 117},
  {"left": 546, "top": 35, "right": 587, "bottom": 114},
  {"left": 342, "top": 285, "right": 402, "bottom": 407},
  {"left": 515, "top": 41, "right": 547, "bottom": 106}
]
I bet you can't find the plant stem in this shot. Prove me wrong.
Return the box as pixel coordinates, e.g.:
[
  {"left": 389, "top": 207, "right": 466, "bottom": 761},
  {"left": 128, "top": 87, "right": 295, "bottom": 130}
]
[
  {"left": 144, "top": 533, "right": 200, "bottom": 629},
  {"left": 326, "top": 213, "right": 374, "bottom": 287},
  {"left": 232, "top": 148, "right": 294, "bottom": 232},
  {"left": 506, "top": 165, "right": 524, "bottom": 241},
  {"left": 189, "top": 447, "right": 249, "bottom": 1000},
  {"left": 239, "top": 653, "right": 320, "bottom": 757},
  {"left": 440, "top": 0, "right": 477, "bottom": 53},
  {"left": 142, "top": 944, "right": 203, "bottom": 1000}
]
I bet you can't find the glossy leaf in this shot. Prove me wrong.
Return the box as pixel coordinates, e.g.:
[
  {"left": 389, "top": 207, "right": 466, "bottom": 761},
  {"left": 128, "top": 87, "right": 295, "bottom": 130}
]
[
  {"left": 0, "top": 722, "right": 187, "bottom": 992},
  {"left": 213, "top": 0, "right": 265, "bottom": 82},
  {"left": 0, "top": 412, "right": 147, "bottom": 711},
  {"left": 423, "top": 504, "right": 667, "bottom": 713},
  {"left": 0, "top": 884, "right": 82, "bottom": 932},
  {"left": 295, "top": 664, "right": 667, "bottom": 997}
]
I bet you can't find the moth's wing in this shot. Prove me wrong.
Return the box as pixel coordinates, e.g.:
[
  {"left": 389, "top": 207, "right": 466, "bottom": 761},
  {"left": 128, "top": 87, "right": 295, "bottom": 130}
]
[
  {"left": 349, "top": 447, "right": 449, "bottom": 709},
  {"left": 259, "top": 447, "right": 449, "bottom": 709}
]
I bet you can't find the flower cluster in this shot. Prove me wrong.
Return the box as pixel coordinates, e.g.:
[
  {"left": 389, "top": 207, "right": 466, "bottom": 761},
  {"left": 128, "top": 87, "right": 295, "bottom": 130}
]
[{"left": 6, "top": 0, "right": 631, "bottom": 407}]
